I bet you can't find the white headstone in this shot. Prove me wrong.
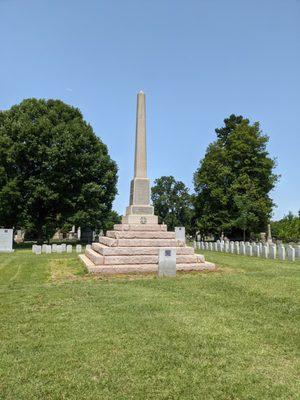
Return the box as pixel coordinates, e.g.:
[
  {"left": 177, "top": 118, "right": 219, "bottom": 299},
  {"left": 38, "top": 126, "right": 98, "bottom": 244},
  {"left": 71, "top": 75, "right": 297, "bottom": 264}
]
[
  {"left": 175, "top": 227, "right": 185, "bottom": 243},
  {"left": 76, "top": 244, "right": 82, "bottom": 253},
  {"left": 278, "top": 246, "right": 285, "bottom": 261},
  {"left": 57, "top": 245, "right": 62, "bottom": 253},
  {"left": 234, "top": 242, "right": 240, "bottom": 255},
  {"left": 32, "top": 244, "right": 36, "bottom": 253},
  {"left": 0, "top": 229, "right": 14, "bottom": 253},
  {"left": 158, "top": 248, "right": 176, "bottom": 277},
  {"left": 246, "top": 244, "right": 253, "bottom": 256},
  {"left": 295, "top": 245, "right": 300, "bottom": 259},
  {"left": 209, "top": 242, "right": 213, "bottom": 251},
  {"left": 35, "top": 245, "right": 42, "bottom": 255},
  {"left": 269, "top": 245, "right": 276, "bottom": 260},
  {"left": 85, "top": 244, "right": 91, "bottom": 251},
  {"left": 262, "top": 245, "right": 269, "bottom": 259},
  {"left": 67, "top": 245, "right": 72, "bottom": 253},
  {"left": 45, "top": 245, "right": 52, "bottom": 254},
  {"left": 41, "top": 244, "right": 47, "bottom": 253},
  {"left": 240, "top": 242, "right": 246, "bottom": 255},
  {"left": 287, "top": 246, "right": 295, "bottom": 262},
  {"left": 61, "top": 244, "right": 67, "bottom": 252},
  {"left": 253, "top": 245, "right": 260, "bottom": 257},
  {"left": 52, "top": 244, "right": 57, "bottom": 252},
  {"left": 230, "top": 242, "right": 234, "bottom": 254}
]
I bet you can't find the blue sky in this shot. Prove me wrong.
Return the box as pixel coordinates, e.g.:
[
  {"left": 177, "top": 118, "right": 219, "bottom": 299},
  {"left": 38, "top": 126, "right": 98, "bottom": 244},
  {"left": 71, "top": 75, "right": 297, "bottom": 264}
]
[{"left": 0, "top": 0, "right": 299, "bottom": 220}]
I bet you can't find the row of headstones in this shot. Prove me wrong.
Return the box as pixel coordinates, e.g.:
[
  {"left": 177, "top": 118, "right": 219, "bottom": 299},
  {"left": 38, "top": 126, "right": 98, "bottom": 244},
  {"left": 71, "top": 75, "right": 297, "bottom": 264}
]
[
  {"left": 194, "top": 240, "right": 300, "bottom": 262},
  {"left": 32, "top": 244, "right": 92, "bottom": 255}
]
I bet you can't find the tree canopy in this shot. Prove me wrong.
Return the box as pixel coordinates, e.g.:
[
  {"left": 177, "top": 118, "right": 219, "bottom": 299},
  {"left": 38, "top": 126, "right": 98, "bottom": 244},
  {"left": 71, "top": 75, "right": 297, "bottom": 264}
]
[
  {"left": 151, "top": 176, "right": 193, "bottom": 232},
  {"left": 193, "top": 115, "right": 278, "bottom": 239},
  {"left": 271, "top": 212, "right": 300, "bottom": 243},
  {"left": 0, "top": 98, "right": 118, "bottom": 241}
]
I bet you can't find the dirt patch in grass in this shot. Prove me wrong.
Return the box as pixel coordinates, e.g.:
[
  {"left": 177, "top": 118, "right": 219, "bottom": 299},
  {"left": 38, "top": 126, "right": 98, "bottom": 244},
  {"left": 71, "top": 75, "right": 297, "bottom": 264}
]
[{"left": 50, "top": 259, "right": 80, "bottom": 282}]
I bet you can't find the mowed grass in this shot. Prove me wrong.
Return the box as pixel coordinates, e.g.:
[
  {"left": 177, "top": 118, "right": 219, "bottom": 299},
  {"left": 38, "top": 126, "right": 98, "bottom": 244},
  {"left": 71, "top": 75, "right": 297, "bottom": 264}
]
[{"left": 0, "top": 250, "right": 299, "bottom": 400}]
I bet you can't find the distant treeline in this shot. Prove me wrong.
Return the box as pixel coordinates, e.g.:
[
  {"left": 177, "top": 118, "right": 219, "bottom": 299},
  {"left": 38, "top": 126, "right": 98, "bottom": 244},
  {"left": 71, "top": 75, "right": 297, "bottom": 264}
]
[{"left": 271, "top": 212, "right": 300, "bottom": 243}]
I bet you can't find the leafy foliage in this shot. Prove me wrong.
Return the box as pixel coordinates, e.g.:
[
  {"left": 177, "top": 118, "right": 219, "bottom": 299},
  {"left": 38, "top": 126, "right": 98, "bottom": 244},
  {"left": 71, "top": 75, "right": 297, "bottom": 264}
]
[
  {"left": 271, "top": 212, "right": 300, "bottom": 242},
  {"left": 151, "top": 176, "right": 193, "bottom": 232},
  {"left": 193, "top": 115, "right": 278, "bottom": 239},
  {"left": 0, "top": 98, "right": 118, "bottom": 241},
  {"left": 102, "top": 210, "right": 122, "bottom": 232}
]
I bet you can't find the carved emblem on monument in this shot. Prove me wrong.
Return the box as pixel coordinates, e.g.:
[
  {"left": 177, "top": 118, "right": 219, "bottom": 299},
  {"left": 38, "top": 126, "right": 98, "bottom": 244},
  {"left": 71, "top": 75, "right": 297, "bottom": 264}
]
[{"left": 140, "top": 217, "right": 147, "bottom": 224}]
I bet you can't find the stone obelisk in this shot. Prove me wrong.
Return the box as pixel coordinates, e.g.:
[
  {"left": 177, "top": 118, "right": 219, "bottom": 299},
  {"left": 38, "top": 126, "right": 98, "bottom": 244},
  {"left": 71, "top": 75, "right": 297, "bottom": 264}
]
[{"left": 122, "top": 91, "right": 158, "bottom": 224}]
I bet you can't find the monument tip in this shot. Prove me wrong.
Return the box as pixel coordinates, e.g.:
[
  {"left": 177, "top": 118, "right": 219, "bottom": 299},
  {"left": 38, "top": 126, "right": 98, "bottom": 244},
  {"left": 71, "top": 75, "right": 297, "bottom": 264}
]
[{"left": 138, "top": 90, "right": 144, "bottom": 94}]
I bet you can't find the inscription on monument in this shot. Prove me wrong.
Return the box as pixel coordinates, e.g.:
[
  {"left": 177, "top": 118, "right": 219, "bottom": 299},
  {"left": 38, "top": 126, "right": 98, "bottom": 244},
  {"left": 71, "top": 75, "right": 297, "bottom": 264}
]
[
  {"left": 131, "top": 206, "right": 153, "bottom": 215},
  {"left": 131, "top": 179, "right": 150, "bottom": 205}
]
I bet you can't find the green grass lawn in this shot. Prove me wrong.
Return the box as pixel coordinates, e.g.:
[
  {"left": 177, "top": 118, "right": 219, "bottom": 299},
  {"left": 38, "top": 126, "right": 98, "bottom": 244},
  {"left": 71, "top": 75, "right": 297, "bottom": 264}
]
[{"left": 0, "top": 250, "right": 299, "bottom": 400}]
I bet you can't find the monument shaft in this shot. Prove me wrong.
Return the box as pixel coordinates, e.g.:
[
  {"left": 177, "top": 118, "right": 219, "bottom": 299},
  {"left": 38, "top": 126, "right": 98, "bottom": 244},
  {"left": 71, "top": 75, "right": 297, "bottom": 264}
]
[
  {"left": 134, "top": 91, "right": 147, "bottom": 178},
  {"left": 124, "top": 91, "right": 156, "bottom": 223}
]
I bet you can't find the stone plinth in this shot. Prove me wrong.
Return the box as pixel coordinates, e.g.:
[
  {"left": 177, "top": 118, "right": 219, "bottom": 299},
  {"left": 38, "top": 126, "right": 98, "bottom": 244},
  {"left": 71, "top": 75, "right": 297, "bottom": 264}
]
[{"left": 79, "top": 223, "right": 215, "bottom": 274}]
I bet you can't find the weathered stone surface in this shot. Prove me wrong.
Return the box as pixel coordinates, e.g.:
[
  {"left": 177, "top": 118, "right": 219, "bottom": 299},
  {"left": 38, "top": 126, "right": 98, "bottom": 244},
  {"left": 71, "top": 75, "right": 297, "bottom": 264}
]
[
  {"left": 85, "top": 248, "right": 104, "bottom": 265},
  {"left": 79, "top": 255, "right": 215, "bottom": 274},
  {"left": 99, "top": 236, "right": 182, "bottom": 247},
  {"left": 121, "top": 214, "right": 158, "bottom": 224},
  {"left": 114, "top": 223, "right": 167, "bottom": 232},
  {"left": 106, "top": 230, "right": 175, "bottom": 239},
  {"left": 98, "top": 254, "right": 198, "bottom": 265},
  {"left": 92, "top": 243, "right": 194, "bottom": 256}
]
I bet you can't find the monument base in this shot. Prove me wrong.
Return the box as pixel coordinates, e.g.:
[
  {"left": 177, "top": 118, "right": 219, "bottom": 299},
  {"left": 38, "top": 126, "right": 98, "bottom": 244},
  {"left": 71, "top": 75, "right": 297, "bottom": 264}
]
[
  {"left": 122, "top": 214, "right": 158, "bottom": 224},
  {"left": 79, "top": 222, "right": 216, "bottom": 275}
]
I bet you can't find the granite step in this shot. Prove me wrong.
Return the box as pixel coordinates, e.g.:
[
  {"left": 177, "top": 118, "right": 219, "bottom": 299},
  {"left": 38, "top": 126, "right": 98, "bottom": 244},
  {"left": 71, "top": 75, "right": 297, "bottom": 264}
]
[
  {"left": 101, "top": 254, "right": 199, "bottom": 265},
  {"left": 79, "top": 256, "right": 216, "bottom": 274},
  {"left": 99, "top": 236, "right": 182, "bottom": 248},
  {"left": 92, "top": 242, "right": 194, "bottom": 256},
  {"left": 114, "top": 224, "right": 167, "bottom": 232},
  {"left": 85, "top": 249, "right": 104, "bottom": 265},
  {"left": 106, "top": 230, "right": 176, "bottom": 239}
]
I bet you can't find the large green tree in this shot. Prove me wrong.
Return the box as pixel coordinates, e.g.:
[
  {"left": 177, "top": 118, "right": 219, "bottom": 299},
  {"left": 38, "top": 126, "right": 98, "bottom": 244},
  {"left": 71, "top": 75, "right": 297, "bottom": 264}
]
[
  {"left": 193, "top": 115, "right": 278, "bottom": 239},
  {"left": 271, "top": 212, "right": 300, "bottom": 243},
  {"left": 151, "top": 176, "right": 193, "bottom": 232},
  {"left": 0, "top": 98, "right": 118, "bottom": 241}
]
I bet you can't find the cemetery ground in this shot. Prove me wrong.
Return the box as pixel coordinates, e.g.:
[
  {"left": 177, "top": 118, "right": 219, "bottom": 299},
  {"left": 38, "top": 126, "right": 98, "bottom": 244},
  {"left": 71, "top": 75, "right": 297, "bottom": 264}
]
[{"left": 0, "top": 250, "right": 299, "bottom": 400}]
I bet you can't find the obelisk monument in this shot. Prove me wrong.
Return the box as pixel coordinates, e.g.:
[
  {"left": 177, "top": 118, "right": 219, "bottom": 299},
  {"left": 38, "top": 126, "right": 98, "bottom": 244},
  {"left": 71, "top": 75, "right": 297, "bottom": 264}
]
[
  {"left": 79, "top": 91, "right": 216, "bottom": 273},
  {"left": 122, "top": 91, "right": 158, "bottom": 224}
]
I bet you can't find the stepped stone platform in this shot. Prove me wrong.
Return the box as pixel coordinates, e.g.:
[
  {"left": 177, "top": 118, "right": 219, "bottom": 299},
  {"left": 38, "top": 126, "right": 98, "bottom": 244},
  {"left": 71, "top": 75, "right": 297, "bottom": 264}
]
[{"left": 79, "top": 223, "right": 215, "bottom": 274}]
